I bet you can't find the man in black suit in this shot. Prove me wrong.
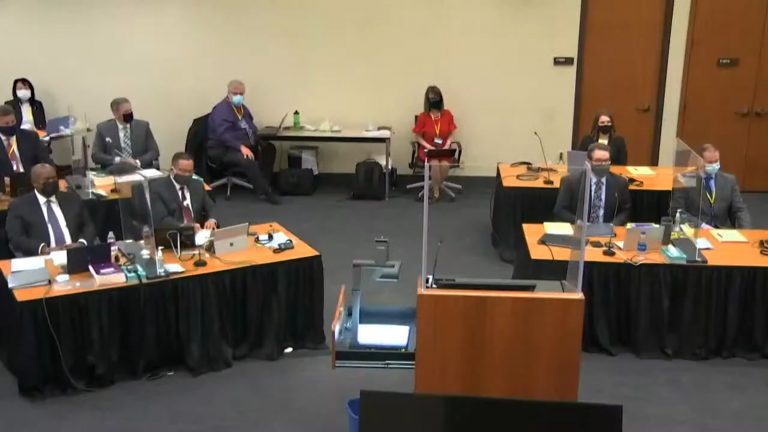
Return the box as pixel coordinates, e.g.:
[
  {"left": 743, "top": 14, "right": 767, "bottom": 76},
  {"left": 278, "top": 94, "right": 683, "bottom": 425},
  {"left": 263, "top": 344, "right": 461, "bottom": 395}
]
[
  {"left": 6, "top": 163, "right": 96, "bottom": 257},
  {"left": 0, "top": 104, "right": 51, "bottom": 178},
  {"left": 150, "top": 152, "right": 217, "bottom": 231},
  {"left": 554, "top": 143, "right": 631, "bottom": 225}
]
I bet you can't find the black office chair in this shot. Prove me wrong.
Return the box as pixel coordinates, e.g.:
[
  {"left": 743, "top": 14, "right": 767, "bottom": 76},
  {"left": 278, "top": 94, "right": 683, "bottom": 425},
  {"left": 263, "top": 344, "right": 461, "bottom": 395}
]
[
  {"left": 406, "top": 115, "right": 464, "bottom": 201},
  {"left": 185, "top": 114, "right": 253, "bottom": 200}
]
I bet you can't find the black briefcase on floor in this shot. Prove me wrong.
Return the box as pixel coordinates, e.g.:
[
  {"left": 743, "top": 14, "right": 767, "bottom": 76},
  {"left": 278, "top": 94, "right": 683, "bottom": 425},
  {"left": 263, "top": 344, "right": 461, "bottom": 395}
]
[{"left": 277, "top": 168, "right": 316, "bottom": 195}]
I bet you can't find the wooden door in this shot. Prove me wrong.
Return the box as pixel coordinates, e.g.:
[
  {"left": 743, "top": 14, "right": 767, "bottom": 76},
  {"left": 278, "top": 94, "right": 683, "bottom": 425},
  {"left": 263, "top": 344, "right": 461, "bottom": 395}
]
[
  {"left": 574, "top": 0, "right": 670, "bottom": 165},
  {"left": 744, "top": 13, "right": 768, "bottom": 190},
  {"left": 678, "top": 0, "right": 768, "bottom": 187}
]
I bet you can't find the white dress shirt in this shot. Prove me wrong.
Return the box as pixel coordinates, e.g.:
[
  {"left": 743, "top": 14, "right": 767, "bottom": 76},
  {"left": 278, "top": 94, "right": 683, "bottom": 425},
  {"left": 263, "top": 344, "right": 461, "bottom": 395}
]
[
  {"left": 35, "top": 190, "right": 73, "bottom": 252},
  {"left": 19, "top": 102, "right": 35, "bottom": 130},
  {"left": 1, "top": 134, "right": 24, "bottom": 173},
  {"left": 590, "top": 172, "right": 606, "bottom": 223},
  {"left": 170, "top": 176, "right": 194, "bottom": 220}
]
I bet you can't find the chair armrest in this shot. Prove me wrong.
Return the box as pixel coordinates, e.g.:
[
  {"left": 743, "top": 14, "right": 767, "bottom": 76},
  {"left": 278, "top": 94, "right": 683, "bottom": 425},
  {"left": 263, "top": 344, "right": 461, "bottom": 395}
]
[
  {"left": 451, "top": 140, "right": 463, "bottom": 164},
  {"left": 409, "top": 141, "right": 419, "bottom": 170}
]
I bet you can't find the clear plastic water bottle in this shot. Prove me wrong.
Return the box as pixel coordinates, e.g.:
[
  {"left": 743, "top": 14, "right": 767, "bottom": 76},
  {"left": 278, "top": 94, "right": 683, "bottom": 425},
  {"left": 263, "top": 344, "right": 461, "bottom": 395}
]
[
  {"left": 142, "top": 225, "right": 155, "bottom": 255},
  {"left": 637, "top": 232, "right": 648, "bottom": 257},
  {"left": 156, "top": 247, "right": 166, "bottom": 276},
  {"left": 673, "top": 209, "right": 682, "bottom": 232},
  {"left": 107, "top": 231, "right": 118, "bottom": 262}
]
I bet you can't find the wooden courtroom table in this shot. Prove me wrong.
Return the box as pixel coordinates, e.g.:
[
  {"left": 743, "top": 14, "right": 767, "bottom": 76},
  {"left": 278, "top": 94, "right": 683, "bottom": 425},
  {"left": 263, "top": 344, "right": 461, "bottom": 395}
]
[
  {"left": 491, "top": 163, "right": 674, "bottom": 263},
  {"left": 516, "top": 223, "right": 768, "bottom": 359}
]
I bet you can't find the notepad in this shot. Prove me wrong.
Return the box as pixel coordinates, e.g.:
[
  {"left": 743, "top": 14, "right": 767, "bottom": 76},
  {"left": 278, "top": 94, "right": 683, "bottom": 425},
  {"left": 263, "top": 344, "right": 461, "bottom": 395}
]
[
  {"left": 11, "top": 256, "right": 46, "bottom": 272},
  {"left": 357, "top": 324, "right": 410, "bottom": 348},
  {"left": 137, "top": 169, "right": 164, "bottom": 179},
  {"left": 710, "top": 229, "right": 748, "bottom": 243},
  {"left": 627, "top": 166, "right": 656, "bottom": 175},
  {"left": 543, "top": 222, "right": 574, "bottom": 236}
]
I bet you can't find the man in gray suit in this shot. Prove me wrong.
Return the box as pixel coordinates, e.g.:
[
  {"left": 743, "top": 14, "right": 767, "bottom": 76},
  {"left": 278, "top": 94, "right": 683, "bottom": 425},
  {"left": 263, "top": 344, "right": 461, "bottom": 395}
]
[
  {"left": 671, "top": 144, "right": 751, "bottom": 228},
  {"left": 91, "top": 97, "right": 159, "bottom": 172}
]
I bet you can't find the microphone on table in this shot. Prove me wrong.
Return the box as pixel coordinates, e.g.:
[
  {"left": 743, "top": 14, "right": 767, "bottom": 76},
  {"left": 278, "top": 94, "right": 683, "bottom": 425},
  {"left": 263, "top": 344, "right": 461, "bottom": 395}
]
[
  {"left": 534, "top": 131, "right": 554, "bottom": 185},
  {"left": 603, "top": 192, "right": 620, "bottom": 257}
]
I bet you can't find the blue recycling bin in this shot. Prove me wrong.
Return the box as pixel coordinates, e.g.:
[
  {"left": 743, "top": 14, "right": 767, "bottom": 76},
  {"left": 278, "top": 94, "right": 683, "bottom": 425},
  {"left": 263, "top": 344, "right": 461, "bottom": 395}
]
[{"left": 346, "top": 398, "right": 360, "bottom": 432}]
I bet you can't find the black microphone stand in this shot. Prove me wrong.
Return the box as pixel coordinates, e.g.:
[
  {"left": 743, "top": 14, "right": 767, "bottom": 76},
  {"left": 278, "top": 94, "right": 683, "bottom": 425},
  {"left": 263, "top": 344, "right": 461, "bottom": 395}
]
[
  {"left": 602, "top": 192, "right": 620, "bottom": 257},
  {"left": 534, "top": 131, "right": 554, "bottom": 185}
]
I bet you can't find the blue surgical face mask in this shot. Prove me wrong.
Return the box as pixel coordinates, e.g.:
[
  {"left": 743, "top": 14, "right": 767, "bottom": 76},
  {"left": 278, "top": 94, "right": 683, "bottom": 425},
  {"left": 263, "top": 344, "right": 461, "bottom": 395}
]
[
  {"left": 230, "top": 94, "right": 244, "bottom": 106},
  {"left": 704, "top": 162, "right": 720, "bottom": 175}
]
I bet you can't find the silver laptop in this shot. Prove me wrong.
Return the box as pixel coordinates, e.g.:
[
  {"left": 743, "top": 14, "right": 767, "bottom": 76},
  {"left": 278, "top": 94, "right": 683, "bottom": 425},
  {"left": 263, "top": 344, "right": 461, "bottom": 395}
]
[
  {"left": 212, "top": 223, "right": 250, "bottom": 255},
  {"left": 567, "top": 150, "right": 588, "bottom": 174},
  {"left": 622, "top": 225, "right": 664, "bottom": 251}
]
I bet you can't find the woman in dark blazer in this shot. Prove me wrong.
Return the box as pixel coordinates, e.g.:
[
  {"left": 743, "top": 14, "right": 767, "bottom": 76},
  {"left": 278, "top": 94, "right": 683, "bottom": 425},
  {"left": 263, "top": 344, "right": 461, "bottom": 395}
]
[
  {"left": 4, "top": 77, "right": 47, "bottom": 131},
  {"left": 577, "top": 111, "right": 627, "bottom": 165}
]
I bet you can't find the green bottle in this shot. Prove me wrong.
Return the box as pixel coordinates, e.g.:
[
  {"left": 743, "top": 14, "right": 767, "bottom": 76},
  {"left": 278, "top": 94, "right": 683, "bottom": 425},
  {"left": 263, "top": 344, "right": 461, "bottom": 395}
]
[{"left": 293, "top": 110, "right": 301, "bottom": 130}]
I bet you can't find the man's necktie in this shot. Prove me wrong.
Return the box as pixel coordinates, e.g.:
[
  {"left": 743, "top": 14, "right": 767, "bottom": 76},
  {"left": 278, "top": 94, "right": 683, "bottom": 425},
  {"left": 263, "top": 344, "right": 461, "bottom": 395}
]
[
  {"left": 179, "top": 187, "right": 194, "bottom": 224},
  {"left": 705, "top": 174, "right": 716, "bottom": 225},
  {"left": 705, "top": 175, "right": 715, "bottom": 197},
  {"left": 120, "top": 125, "right": 133, "bottom": 158},
  {"left": 589, "top": 179, "right": 604, "bottom": 224},
  {"left": 46, "top": 199, "right": 67, "bottom": 247}
]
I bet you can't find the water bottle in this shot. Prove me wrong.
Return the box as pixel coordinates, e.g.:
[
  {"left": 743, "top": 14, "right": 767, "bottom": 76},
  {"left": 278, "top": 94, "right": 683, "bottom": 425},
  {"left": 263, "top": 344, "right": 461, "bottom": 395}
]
[
  {"left": 637, "top": 232, "right": 648, "bottom": 257},
  {"left": 142, "top": 225, "right": 155, "bottom": 255},
  {"left": 107, "top": 231, "right": 118, "bottom": 263},
  {"left": 292, "top": 110, "right": 301, "bottom": 130},
  {"left": 156, "top": 247, "right": 166, "bottom": 276},
  {"left": 673, "top": 209, "right": 682, "bottom": 232}
]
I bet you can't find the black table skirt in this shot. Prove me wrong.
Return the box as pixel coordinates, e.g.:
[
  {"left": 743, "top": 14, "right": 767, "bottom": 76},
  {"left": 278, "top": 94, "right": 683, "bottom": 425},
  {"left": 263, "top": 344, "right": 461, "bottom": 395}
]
[
  {"left": 491, "top": 168, "right": 671, "bottom": 263},
  {"left": 0, "top": 256, "right": 326, "bottom": 395},
  {"left": 512, "top": 245, "right": 768, "bottom": 359}
]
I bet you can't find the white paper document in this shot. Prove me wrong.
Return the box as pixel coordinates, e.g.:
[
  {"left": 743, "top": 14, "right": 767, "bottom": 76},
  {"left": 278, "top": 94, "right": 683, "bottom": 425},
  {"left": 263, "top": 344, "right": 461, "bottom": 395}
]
[
  {"left": 627, "top": 166, "right": 656, "bottom": 175},
  {"left": 357, "top": 324, "right": 410, "bottom": 348},
  {"left": 11, "top": 256, "right": 46, "bottom": 272},
  {"left": 115, "top": 173, "right": 144, "bottom": 183},
  {"left": 138, "top": 169, "right": 165, "bottom": 179},
  {"left": 544, "top": 222, "right": 574, "bottom": 235}
]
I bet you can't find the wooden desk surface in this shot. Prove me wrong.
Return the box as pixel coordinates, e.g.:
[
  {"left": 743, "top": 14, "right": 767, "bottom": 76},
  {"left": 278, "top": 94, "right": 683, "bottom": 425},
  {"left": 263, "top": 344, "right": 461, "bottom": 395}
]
[
  {"left": 263, "top": 129, "right": 391, "bottom": 140},
  {"left": 3, "top": 222, "right": 319, "bottom": 302},
  {"left": 523, "top": 223, "right": 768, "bottom": 268},
  {"left": 498, "top": 163, "right": 674, "bottom": 191}
]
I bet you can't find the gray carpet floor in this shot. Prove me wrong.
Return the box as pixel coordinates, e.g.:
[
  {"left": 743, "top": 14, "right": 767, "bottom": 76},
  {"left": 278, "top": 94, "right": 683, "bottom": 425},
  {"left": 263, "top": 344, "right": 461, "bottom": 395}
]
[{"left": 1, "top": 179, "right": 767, "bottom": 432}]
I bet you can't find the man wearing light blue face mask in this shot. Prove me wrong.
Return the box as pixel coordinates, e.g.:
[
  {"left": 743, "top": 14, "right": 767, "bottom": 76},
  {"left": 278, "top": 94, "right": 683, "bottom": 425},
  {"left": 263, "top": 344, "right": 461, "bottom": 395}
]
[
  {"left": 207, "top": 79, "right": 280, "bottom": 204},
  {"left": 671, "top": 144, "right": 751, "bottom": 229}
]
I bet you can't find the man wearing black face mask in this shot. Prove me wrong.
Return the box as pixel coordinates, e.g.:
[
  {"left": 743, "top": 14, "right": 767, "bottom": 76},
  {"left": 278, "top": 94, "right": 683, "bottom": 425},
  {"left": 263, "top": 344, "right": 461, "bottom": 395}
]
[
  {"left": 554, "top": 143, "right": 631, "bottom": 225},
  {"left": 0, "top": 104, "right": 51, "bottom": 178},
  {"left": 92, "top": 97, "right": 160, "bottom": 172},
  {"left": 6, "top": 163, "right": 96, "bottom": 257},
  {"left": 150, "top": 152, "right": 217, "bottom": 232}
]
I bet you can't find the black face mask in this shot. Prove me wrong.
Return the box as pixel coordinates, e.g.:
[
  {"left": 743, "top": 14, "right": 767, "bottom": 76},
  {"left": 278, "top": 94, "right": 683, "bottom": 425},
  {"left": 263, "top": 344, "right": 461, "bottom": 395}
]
[
  {"left": 597, "top": 125, "right": 612, "bottom": 135},
  {"left": 173, "top": 173, "right": 193, "bottom": 187},
  {"left": 591, "top": 164, "right": 611, "bottom": 179},
  {"left": 428, "top": 99, "right": 443, "bottom": 111},
  {"left": 122, "top": 112, "right": 134, "bottom": 124},
  {"left": 39, "top": 180, "right": 59, "bottom": 198},
  {"left": 0, "top": 124, "right": 18, "bottom": 137}
]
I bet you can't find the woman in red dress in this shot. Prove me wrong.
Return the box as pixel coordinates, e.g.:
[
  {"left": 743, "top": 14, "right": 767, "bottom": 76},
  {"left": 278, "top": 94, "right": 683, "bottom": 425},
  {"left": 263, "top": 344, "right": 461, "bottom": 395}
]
[{"left": 412, "top": 85, "right": 457, "bottom": 201}]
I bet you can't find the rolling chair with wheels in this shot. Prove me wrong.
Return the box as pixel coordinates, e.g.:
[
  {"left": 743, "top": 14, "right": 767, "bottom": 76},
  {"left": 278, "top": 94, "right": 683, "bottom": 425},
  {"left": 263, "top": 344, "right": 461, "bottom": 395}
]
[
  {"left": 185, "top": 114, "right": 253, "bottom": 200},
  {"left": 406, "top": 111, "right": 464, "bottom": 200}
]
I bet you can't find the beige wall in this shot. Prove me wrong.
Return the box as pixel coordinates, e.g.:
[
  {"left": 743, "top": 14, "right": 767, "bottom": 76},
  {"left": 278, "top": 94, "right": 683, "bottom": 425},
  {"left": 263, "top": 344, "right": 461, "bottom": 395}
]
[
  {"left": 1, "top": 0, "right": 691, "bottom": 174},
  {"left": 0, "top": 0, "right": 581, "bottom": 175}
]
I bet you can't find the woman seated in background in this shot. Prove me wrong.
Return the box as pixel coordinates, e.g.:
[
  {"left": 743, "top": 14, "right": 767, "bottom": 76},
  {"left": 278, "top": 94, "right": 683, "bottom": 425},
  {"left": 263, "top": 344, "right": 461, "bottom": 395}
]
[
  {"left": 4, "top": 78, "right": 47, "bottom": 132},
  {"left": 413, "top": 85, "right": 457, "bottom": 202},
  {"left": 578, "top": 111, "right": 627, "bottom": 165}
]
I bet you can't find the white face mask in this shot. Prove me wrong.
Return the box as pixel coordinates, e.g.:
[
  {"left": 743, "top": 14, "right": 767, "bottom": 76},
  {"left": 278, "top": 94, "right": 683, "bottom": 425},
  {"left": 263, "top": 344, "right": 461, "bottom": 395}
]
[{"left": 16, "top": 89, "right": 31, "bottom": 101}]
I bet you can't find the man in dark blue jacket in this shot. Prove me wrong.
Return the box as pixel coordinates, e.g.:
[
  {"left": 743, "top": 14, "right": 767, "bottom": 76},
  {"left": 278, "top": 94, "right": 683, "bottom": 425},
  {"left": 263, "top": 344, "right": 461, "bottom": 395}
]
[{"left": 207, "top": 79, "right": 279, "bottom": 204}]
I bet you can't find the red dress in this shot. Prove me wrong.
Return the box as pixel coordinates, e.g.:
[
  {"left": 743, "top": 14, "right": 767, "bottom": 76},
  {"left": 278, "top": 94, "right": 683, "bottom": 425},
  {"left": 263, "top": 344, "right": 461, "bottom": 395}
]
[{"left": 412, "top": 109, "right": 457, "bottom": 162}]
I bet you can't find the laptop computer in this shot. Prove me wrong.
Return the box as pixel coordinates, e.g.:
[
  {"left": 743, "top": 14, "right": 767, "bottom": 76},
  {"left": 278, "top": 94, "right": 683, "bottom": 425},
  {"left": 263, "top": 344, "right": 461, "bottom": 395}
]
[
  {"left": 45, "top": 116, "right": 73, "bottom": 136},
  {"left": 567, "top": 150, "right": 588, "bottom": 174},
  {"left": 259, "top": 112, "right": 289, "bottom": 137},
  {"left": 621, "top": 225, "right": 664, "bottom": 251},
  {"left": 212, "top": 223, "right": 250, "bottom": 255}
]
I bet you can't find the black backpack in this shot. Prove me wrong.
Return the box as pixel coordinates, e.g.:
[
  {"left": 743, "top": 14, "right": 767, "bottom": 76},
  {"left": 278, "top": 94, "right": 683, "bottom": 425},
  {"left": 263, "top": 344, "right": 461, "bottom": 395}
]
[
  {"left": 351, "top": 159, "right": 385, "bottom": 200},
  {"left": 277, "top": 168, "right": 316, "bottom": 195}
]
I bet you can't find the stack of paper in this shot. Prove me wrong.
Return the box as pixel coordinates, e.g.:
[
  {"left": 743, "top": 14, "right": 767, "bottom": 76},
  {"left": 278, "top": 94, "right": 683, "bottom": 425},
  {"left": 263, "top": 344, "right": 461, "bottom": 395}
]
[
  {"left": 710, "top": 229, "right": 748, "bottom": 243},
  {"left": 92, "top": 175, "right": 115, "bottom": 187},
  {"left": 137, "top": 169, "right": 165, "bottom": 179},
  {"left": 627, "top": 166, "right": 656, "bottom": 175},
  {"left": 357, "top": 324, "right": 410, "bottom": 348},
  {"left": 115, "top": 173, "right": 144, "bottom": 183},
  {"left": 543, "top": 222, "right": 574, "bottom": 236}
]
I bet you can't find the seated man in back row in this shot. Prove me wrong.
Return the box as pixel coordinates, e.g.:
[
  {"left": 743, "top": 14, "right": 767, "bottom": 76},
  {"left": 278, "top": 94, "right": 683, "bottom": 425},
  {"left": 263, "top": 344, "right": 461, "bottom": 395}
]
[
  {"left": 92, "top": 97, "right": 160, "bottom": 173},
  {"left": 554, "top": 143, "right": 631, "bottom": 225},
  {"left": 0, "top": 104, "right": 51, "bottom": 178},
  {"left": 150, "top": 152, "right": 217, "bottom": 232},
  {"left": 208, "top": 79, "right": 279, "bottom": 204},
  {"left": 670, "top": 143, "right": 751, "bottom": 228},
  {"left": 6, "top": 163, "right": 95, "bottom": 257}
]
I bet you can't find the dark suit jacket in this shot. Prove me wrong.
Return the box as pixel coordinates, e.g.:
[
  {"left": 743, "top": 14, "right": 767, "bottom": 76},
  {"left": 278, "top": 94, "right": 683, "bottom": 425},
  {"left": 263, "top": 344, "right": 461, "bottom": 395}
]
[
  {"left": 670, "top": 172, "right": 751, "bottom": 228},
  {"left": 554, "top": 171, "right": 631, "bottom": 225},
  {"left": 3, "top": 98, "right": 47, "bottom": 131},
  {"left": 91, "top": 119, "right": 160, "bottom": 169},
  {"left": 578, "top": 135, "right": 628, "bottom": 166},
  {"left": 0, "top": 129, "right": 52, "bottom": 178},
  {"left": 150, "top": 176, "right": 216, "bottom": 229},
  {"left": 6, "top": 191, "right": 97, "bottom": 257}
]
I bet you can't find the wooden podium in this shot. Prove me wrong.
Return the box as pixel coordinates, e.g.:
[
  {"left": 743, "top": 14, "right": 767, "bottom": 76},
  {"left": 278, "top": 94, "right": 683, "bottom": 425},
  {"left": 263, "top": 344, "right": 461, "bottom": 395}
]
[{"left": 414, "top": 280, "right": 584, "bottom": 401}]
